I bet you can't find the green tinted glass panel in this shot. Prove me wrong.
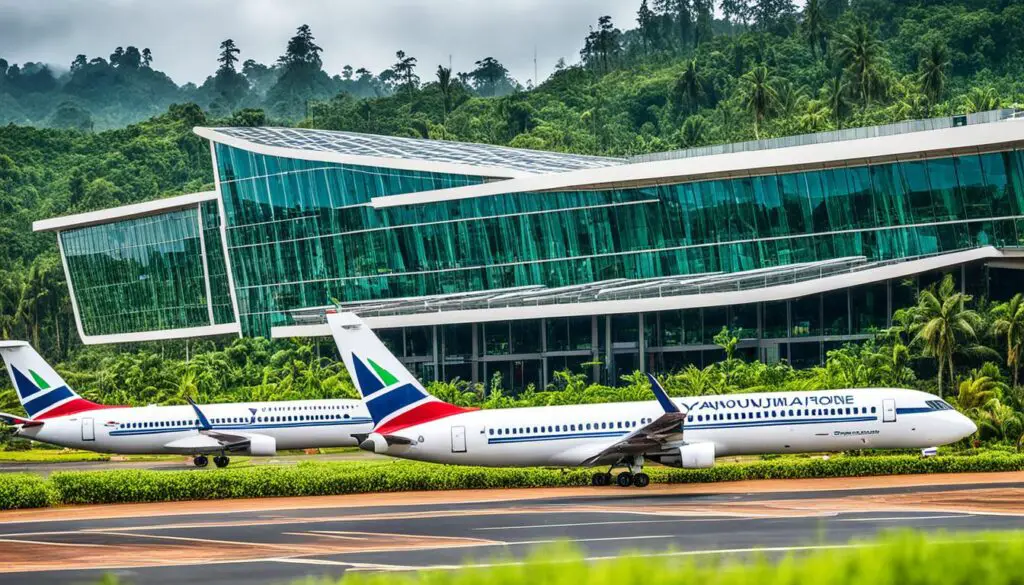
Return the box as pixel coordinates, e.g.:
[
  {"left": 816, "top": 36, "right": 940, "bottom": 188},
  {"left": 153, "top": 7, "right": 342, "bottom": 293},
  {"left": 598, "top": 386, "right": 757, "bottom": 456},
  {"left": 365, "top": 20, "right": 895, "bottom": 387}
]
[
  {"left": 62, "top": 208, "right": 209, "bottom": 336},
  {"left": 200, "top": 201, "right": 235, "bottom": 324}
]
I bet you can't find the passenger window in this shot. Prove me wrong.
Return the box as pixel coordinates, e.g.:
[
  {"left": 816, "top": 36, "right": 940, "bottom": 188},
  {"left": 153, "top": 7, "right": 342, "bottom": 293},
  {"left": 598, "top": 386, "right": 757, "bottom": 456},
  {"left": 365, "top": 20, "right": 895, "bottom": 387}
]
[
  {"left": 871, "top": 407, "right": 877, "bottom": 414},
  {"left": 489, "top": 429, "right": 494, "bottom": 436}
]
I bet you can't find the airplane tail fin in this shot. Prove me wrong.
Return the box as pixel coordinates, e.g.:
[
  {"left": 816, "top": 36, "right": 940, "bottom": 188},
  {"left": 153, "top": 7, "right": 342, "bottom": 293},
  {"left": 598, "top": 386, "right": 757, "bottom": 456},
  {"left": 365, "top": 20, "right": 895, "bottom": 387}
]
[
  {"left": 327, "top": 312, "right": 470, "bottom": 434},
  {"left": 0, "top": 341, "right": 101, "bottom": 419}
]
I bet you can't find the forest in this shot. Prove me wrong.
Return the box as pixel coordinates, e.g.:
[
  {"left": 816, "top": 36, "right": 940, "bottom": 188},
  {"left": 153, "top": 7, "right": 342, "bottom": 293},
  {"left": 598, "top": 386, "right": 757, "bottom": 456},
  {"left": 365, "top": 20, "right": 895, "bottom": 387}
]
[{"left": 4, "top": 0, "right": 1024, "bottom": 447}]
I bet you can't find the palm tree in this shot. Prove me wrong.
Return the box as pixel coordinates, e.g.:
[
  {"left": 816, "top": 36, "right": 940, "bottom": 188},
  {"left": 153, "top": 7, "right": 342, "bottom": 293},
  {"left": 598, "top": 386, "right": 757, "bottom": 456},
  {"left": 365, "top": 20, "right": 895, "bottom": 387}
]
[
  {"left": 909, "top": 274, "right": 983, "bottom": 398},
  {"left": 992, "top": 293, "right": 1024, "bottom": 388},
  {"left": 961, "top": 86, "right": 1002, "bottom": 114},
  {"left": 802, "top": 0, "right": 829, "bottom": 59},
  {"left": 739, "top": 65, "right": 780, "bottom": 139},
  {"left": 821, "top": 76, "right": 851, "bottom": 126},
  {"left": 673, "top": 59, "right": 706, "bottom": 114},
  {"left": 774, "top": 80, "right": 809, "bottom": 117},
  {"left": 954, "top": 371, "right": 1002, "bottom": 412},
  {"left": 678, "top": 115, "right": 709, "bottom": 147},
  {"left": 833, "top": 20, "right": 886, "bottom": 109},
  {"left": 917, "top": 40, "right": 949, "bottom": 110},
  {"left": 436, "top": 65, "right": 455, "bottom": 120}
]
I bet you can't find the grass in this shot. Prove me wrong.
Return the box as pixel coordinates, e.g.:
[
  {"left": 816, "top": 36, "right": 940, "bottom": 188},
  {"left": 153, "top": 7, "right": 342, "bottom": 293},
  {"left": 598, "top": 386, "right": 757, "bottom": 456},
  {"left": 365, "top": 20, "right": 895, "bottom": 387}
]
[{"left": 326, "top": 531, "right": 1024, "bottom": 585}]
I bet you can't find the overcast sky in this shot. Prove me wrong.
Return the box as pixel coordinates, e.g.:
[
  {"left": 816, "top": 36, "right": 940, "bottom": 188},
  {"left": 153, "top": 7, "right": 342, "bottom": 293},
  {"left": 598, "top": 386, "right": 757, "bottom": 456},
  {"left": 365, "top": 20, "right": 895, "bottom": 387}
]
[{"left": 0, "top": 0, "right": 639, "bottom": 85}]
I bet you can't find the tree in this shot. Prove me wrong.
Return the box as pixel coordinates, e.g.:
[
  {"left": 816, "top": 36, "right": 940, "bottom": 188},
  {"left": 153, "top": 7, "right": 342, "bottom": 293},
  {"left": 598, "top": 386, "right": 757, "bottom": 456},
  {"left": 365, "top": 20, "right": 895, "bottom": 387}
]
[
  {"left": 802, "top": 0, "right": 829, "bottom": 59},
  {"left": 833, "top": 20, "right": 886, "bottom": 109},
  {"left": 673, "top": 58, "right": 706, "bottom": 113},
  {"left": 910, "top": 274, "right": 983, "bottom": 398},
  {"left": 278, "top": 24, "right": 322, "bottom": 67},
  {"left": 392, "top": 50, "right": 419, "bottom": 93},
  {"left": 70, "top": 54, "right": 87, "bottom": 73},
  {"left": 721, "top": 0, "right": 752, "bottom": 29},
  {"left": 961, "top": 86, "right": 1002, "bottom": 114},
  {"left": 469, "top": 57, "right": 510, "bottom": 97},
  {"left": 739, "top": 65, "right": 779, "bottom": 138},
  {"left": 992, "top": 294, "right": 1024, "bottom": 388},
  {"left": 917, "top": 40, "right": 949, "bottom": 109},
  {"left": 752, "top": 0, "right": 796, "bottom": 32},
  {"left": 141, "top": 48, "right": 153, "bottom": 68},
  {"left": 582, "top": 16, "right": 622, "bottom": 73},
  {"left": 821, "top": 75, "right": 851, "bottom": 125},
  {"left": 677, "top": 115, "right": 709, "bottom": 147},
  {"left": 436, "top": 66, "right": 455, "bottom": 119},
  {"left": 637, "top": 0, "right": 659, "bottom": 53},
  {"left": 217, "top": 39, "right": 241, "bottom": 73}
]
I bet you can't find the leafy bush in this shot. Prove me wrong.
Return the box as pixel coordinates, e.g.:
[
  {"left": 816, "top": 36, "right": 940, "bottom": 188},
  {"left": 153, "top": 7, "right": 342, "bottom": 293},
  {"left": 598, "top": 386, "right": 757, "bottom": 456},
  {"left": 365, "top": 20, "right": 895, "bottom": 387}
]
[
  {"left": 333, "top": 531, "right": 1024, "bottom": 585},
  {"left": 32, "top": 452, "right": 1024, "bottom": 508},
  {"left": 0, "top": 473, "right": 59, "bottom": 510}
]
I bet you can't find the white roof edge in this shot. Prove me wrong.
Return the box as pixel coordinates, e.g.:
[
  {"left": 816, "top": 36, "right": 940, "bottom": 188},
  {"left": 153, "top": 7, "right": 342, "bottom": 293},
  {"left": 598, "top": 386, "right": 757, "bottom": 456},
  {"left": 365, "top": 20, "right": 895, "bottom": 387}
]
[
  {"left": 194, "top": 127, "right": 528, "bottom": 180},
  {"left": 0, "top": 340, "right": 30, "bottom": 348},
  {"left": 370, "top": 122, "right": 1024, "bottom": 209},
  {"left": 34, "top": 191, "right": 219, "bottom": 233},
  {"left": 79, "top": 323, "right": 240, "bottom": 346},
  {"left": 270, "top": 247, "right": 1003, "bottom": 335}
]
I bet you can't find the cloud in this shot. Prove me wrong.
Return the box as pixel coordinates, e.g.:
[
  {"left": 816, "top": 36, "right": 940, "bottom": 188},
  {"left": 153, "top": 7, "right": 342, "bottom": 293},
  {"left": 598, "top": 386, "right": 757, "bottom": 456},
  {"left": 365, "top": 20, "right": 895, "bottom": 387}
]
[{"left": 0, "top": 0, "right": 638, "bottom": 85}]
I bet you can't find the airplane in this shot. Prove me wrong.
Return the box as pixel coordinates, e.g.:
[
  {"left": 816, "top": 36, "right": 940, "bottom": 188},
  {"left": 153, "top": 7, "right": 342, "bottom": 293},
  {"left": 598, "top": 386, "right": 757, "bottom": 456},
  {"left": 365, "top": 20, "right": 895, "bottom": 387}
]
[
  {"left": 327, "top": 311, "right": 978, "bottom": 488},
  {"left": 0, "top": 341, "right": 373, "bottom": 468}
]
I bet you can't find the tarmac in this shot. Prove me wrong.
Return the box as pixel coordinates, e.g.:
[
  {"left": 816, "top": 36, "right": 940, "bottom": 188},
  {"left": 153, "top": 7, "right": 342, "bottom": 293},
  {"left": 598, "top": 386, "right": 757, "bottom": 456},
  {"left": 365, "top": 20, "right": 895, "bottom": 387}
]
[{"left": 2, "top": 472, "right": 1024, "bottom": 584}]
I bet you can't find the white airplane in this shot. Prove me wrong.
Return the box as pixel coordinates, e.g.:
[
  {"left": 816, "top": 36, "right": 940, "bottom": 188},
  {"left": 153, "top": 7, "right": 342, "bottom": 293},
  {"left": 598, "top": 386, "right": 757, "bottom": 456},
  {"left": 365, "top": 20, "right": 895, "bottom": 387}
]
[
  {"left": 328, "top": 312, "right": 978, "bottom": 488},
  {"left": 0, "top": 341, "right": 373, "bottom": 467}
]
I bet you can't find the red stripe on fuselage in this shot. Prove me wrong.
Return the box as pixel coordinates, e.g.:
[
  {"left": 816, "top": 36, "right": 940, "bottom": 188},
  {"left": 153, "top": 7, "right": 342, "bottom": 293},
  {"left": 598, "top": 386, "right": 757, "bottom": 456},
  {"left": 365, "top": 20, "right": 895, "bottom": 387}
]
[
  {"left": 376, "top": 401, "right": 474, "bottom": 434},
  {"left": 37, "top": 398, "right": 111, "bottom": 419}
]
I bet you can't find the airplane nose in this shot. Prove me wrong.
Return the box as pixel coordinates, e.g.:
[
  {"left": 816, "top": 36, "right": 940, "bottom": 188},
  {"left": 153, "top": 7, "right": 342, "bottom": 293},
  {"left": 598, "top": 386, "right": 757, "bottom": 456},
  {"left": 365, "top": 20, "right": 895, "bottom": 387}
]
[{"left": 957, "top": 413, "right": 978, "bottom": 438}]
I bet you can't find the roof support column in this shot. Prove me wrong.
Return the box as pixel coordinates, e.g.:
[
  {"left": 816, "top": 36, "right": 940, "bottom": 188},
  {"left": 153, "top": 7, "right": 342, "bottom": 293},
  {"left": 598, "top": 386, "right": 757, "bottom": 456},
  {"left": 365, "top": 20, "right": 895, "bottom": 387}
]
[{"left": 638, "top": 313, "right": 646, "bottom": 374}]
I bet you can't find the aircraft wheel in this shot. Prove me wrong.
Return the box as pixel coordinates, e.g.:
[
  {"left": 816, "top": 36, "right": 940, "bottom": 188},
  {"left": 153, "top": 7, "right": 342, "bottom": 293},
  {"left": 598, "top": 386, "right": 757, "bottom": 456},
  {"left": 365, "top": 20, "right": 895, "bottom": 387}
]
[
  {"left": 214, "top": 455, "right": 230, "bottom": 468},
  {"left": 591, "top": 472, "right": 612, "bottom": 486},
  {"left": 193, "top": 455, "right": 209, "bottom": 468},
  {"left": 616, "top": 471, "right": 634, "bottom": 487},
  {"left": 632, "top": 473, "right": 650, "bottom": 488}
]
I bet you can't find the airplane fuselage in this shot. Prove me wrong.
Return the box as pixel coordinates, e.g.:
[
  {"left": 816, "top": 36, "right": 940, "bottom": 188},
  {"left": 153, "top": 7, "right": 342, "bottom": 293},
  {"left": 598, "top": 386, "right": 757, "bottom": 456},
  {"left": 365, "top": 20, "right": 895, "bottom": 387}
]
[
  {"left": 16, "top": 399, "right": 373, "bottom": 455},
  {"left": 379, "top": 388, "right": 976, "bottom": 467}
]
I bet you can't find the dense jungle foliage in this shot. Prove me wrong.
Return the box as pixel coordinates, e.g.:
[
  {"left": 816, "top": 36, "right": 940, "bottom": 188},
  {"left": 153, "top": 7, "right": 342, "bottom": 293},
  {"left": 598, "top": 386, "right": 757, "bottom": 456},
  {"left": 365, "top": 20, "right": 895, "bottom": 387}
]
[{"left": 4, "top": 0, "right": 1024, "bottom": 448}]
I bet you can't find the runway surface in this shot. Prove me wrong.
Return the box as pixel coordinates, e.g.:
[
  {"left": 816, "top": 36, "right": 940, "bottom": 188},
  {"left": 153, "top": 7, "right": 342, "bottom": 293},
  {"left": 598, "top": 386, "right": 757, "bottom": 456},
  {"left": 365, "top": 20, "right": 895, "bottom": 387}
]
[{"left": 3, "top": 473, "right": 1024, "bottom": 584}]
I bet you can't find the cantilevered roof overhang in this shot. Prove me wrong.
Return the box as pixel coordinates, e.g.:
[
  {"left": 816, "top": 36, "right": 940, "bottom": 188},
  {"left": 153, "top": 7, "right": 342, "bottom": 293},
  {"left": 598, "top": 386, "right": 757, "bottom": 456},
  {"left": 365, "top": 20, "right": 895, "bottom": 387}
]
[
  {"left": 32, "top": 191, "right": 219, "bottom": 232},
  {"left": 369, "top": 119, "right": 1024, "bottom": 209},
  {"left": 195, "top": 126, "right": 624, "bottom": 180},
  {"left": 272, "top": 247, "right": 1009, "bottom": 336}
]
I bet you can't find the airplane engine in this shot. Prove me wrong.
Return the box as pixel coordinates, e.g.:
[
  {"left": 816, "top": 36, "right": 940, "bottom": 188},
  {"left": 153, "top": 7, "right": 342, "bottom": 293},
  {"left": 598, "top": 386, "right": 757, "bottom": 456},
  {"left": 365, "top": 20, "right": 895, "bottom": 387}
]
[
  {"left": 245, "top": 434, "right": 277, "bottom": 456},
  {"left": 651, "top": 442, "right": 716, "bottom": 468},
  {"left": 359, "top": 432, "right": 389, "bottom": 454}
]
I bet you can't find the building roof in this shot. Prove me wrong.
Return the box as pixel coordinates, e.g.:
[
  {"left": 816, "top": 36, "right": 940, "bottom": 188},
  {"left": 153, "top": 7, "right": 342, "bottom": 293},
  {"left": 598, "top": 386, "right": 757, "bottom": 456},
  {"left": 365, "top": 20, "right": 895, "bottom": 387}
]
[
  {"left": 195, "top": 126, "right": 624, "bottom": 179},
  {"left": 33, "top": 191, "right": 218, "bottom": 233},
  {"left": 369, "top": 117, "right": 1024, "bottom": 209}
]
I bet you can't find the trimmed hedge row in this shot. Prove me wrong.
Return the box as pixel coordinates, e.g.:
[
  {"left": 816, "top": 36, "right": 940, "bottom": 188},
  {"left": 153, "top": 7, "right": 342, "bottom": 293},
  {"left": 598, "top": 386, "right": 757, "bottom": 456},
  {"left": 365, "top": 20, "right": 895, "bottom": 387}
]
[
  {"left": 2, "top": 452, "right": 1024, "bottom": 511},
  {"left": 336, "top": 531, "right": 1024, "bottom": 585}
]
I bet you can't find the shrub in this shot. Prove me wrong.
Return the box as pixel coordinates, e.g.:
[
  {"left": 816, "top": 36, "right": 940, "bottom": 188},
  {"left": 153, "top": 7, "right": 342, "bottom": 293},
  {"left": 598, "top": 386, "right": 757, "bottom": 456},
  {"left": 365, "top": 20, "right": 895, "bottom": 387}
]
[
  {"left": 16, "top": 452, "right": 1024, "bottom": 509},
  {"left": 0, "top": 473, "right": 59, "bottom": 510}
]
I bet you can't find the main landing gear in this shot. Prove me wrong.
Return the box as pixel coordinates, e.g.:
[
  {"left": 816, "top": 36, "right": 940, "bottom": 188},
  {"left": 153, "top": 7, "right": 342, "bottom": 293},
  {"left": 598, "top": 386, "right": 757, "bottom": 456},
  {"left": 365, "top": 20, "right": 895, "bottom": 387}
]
[
  {"left": 192, "top": 454, "right": 231, "bottom": 468},
  {"left": 591, "top": 456, "right": 649, "bottom": 488}
]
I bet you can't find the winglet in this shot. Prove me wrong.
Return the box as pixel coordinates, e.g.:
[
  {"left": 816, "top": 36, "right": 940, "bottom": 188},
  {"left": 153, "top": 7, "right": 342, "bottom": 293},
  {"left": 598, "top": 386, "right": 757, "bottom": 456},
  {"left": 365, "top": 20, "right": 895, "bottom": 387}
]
[
  {"left": 646, "top": 373, "right": 680, "bottom": 413},
  {"left": 186, "top": 398, "right": 212, "bottom": 431}
]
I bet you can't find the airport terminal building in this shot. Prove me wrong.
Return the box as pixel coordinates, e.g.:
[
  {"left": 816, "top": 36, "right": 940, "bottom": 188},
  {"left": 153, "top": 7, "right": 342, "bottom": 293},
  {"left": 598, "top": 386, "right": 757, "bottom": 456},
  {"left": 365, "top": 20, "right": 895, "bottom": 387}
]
[{"left": 35, "top": 111, "right": 1024, "bottom": 390}]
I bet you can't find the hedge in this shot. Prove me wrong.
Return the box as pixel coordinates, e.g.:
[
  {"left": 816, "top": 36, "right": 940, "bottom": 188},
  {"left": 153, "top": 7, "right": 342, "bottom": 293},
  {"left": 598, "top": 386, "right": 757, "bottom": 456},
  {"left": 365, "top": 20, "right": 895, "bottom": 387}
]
[
  {"left": 335, "top": 531, "right": 1024, "bottom": 585},
  {"left": 2, "top": 452, "right": 1024, "bottom": 511}
]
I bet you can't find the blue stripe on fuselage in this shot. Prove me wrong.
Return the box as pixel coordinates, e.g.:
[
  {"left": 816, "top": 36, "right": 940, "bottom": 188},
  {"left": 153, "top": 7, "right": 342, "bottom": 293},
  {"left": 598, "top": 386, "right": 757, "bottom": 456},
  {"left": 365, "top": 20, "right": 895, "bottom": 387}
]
[{"left": 108, "top": 418, "right": 373, "bottom": 437}]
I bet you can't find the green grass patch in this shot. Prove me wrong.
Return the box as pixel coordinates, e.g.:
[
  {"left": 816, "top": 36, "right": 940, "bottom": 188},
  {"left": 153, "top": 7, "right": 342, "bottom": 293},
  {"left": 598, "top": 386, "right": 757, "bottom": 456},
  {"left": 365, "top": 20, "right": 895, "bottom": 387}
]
[
  {"left": 0, "top": 451, "right": 1020, "bottom": 511},
  {"left": 0, "top": 450, "right": 111, "bottom": 463},
  {"left": 332, "top": 531, "right": 1024, "bottom": 585}
]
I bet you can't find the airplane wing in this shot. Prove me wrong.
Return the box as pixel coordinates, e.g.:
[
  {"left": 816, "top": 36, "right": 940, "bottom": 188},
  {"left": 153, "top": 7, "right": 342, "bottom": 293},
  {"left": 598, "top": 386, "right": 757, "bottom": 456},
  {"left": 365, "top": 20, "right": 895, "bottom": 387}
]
[
  {"left": 0, "top": 411, "right": 43, "bottom": 427},
  {"left": 581, "top": 374, "right": 688, "bottom": 466}
]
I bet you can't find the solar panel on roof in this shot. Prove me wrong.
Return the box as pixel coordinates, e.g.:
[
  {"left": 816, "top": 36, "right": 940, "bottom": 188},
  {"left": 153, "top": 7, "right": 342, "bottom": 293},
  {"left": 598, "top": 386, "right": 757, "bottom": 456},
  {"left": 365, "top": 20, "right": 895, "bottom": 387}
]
[{"left": 208, "top": 126, "right": 624, "bottom": 175}]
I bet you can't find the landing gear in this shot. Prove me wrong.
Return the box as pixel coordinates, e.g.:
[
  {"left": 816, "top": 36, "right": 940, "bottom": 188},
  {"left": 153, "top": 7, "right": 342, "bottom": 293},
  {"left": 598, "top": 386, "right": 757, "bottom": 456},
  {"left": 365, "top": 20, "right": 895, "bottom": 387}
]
[
  {"left": 213, "top": 455, "right": 230, "bottom": 468},
  {"left": 616, "top": 471, "right": 634, "bottom": 487},
  {"left": 193, "top": 455, "right": 208, "bottom": 468},
  {"left": 632, "top": 473, "right": 650, "bottom": 488},
  {"left": 598, "top": 456, "right": 649, "bottom": 488}
]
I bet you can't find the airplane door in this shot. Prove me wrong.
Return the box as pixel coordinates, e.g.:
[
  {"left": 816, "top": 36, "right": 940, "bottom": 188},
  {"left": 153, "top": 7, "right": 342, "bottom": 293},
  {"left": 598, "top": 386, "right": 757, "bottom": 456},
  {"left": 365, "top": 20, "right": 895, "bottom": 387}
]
[
  {"left": 882, "top": 399, "right": 896, "bottom": 423},
  {"left": 81, "top": 417, "right": 95, "bottom": 441},
  {"left": 451, "top": 426, "right": 467, "bottom": 453}
]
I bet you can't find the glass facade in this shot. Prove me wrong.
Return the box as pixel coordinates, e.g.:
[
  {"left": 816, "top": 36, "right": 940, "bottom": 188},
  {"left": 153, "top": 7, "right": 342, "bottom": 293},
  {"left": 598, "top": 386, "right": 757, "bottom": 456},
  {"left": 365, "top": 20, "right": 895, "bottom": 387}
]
[
  {"left": 62, "top": 205, "right": 235, "bottom": 337},
  {"left": 213, "top": 144, "right": 1024, "bottom": 337}
]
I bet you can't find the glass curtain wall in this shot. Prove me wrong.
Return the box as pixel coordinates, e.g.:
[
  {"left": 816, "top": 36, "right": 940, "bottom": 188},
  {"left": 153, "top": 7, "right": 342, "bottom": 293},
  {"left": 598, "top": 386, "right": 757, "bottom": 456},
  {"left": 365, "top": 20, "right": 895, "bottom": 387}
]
[
  {"left": 61, "top": 209, "right": 210, "bottom": 336},
  {"left": 214, "top": 144, "right": 1024, "bottom": 337}
]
